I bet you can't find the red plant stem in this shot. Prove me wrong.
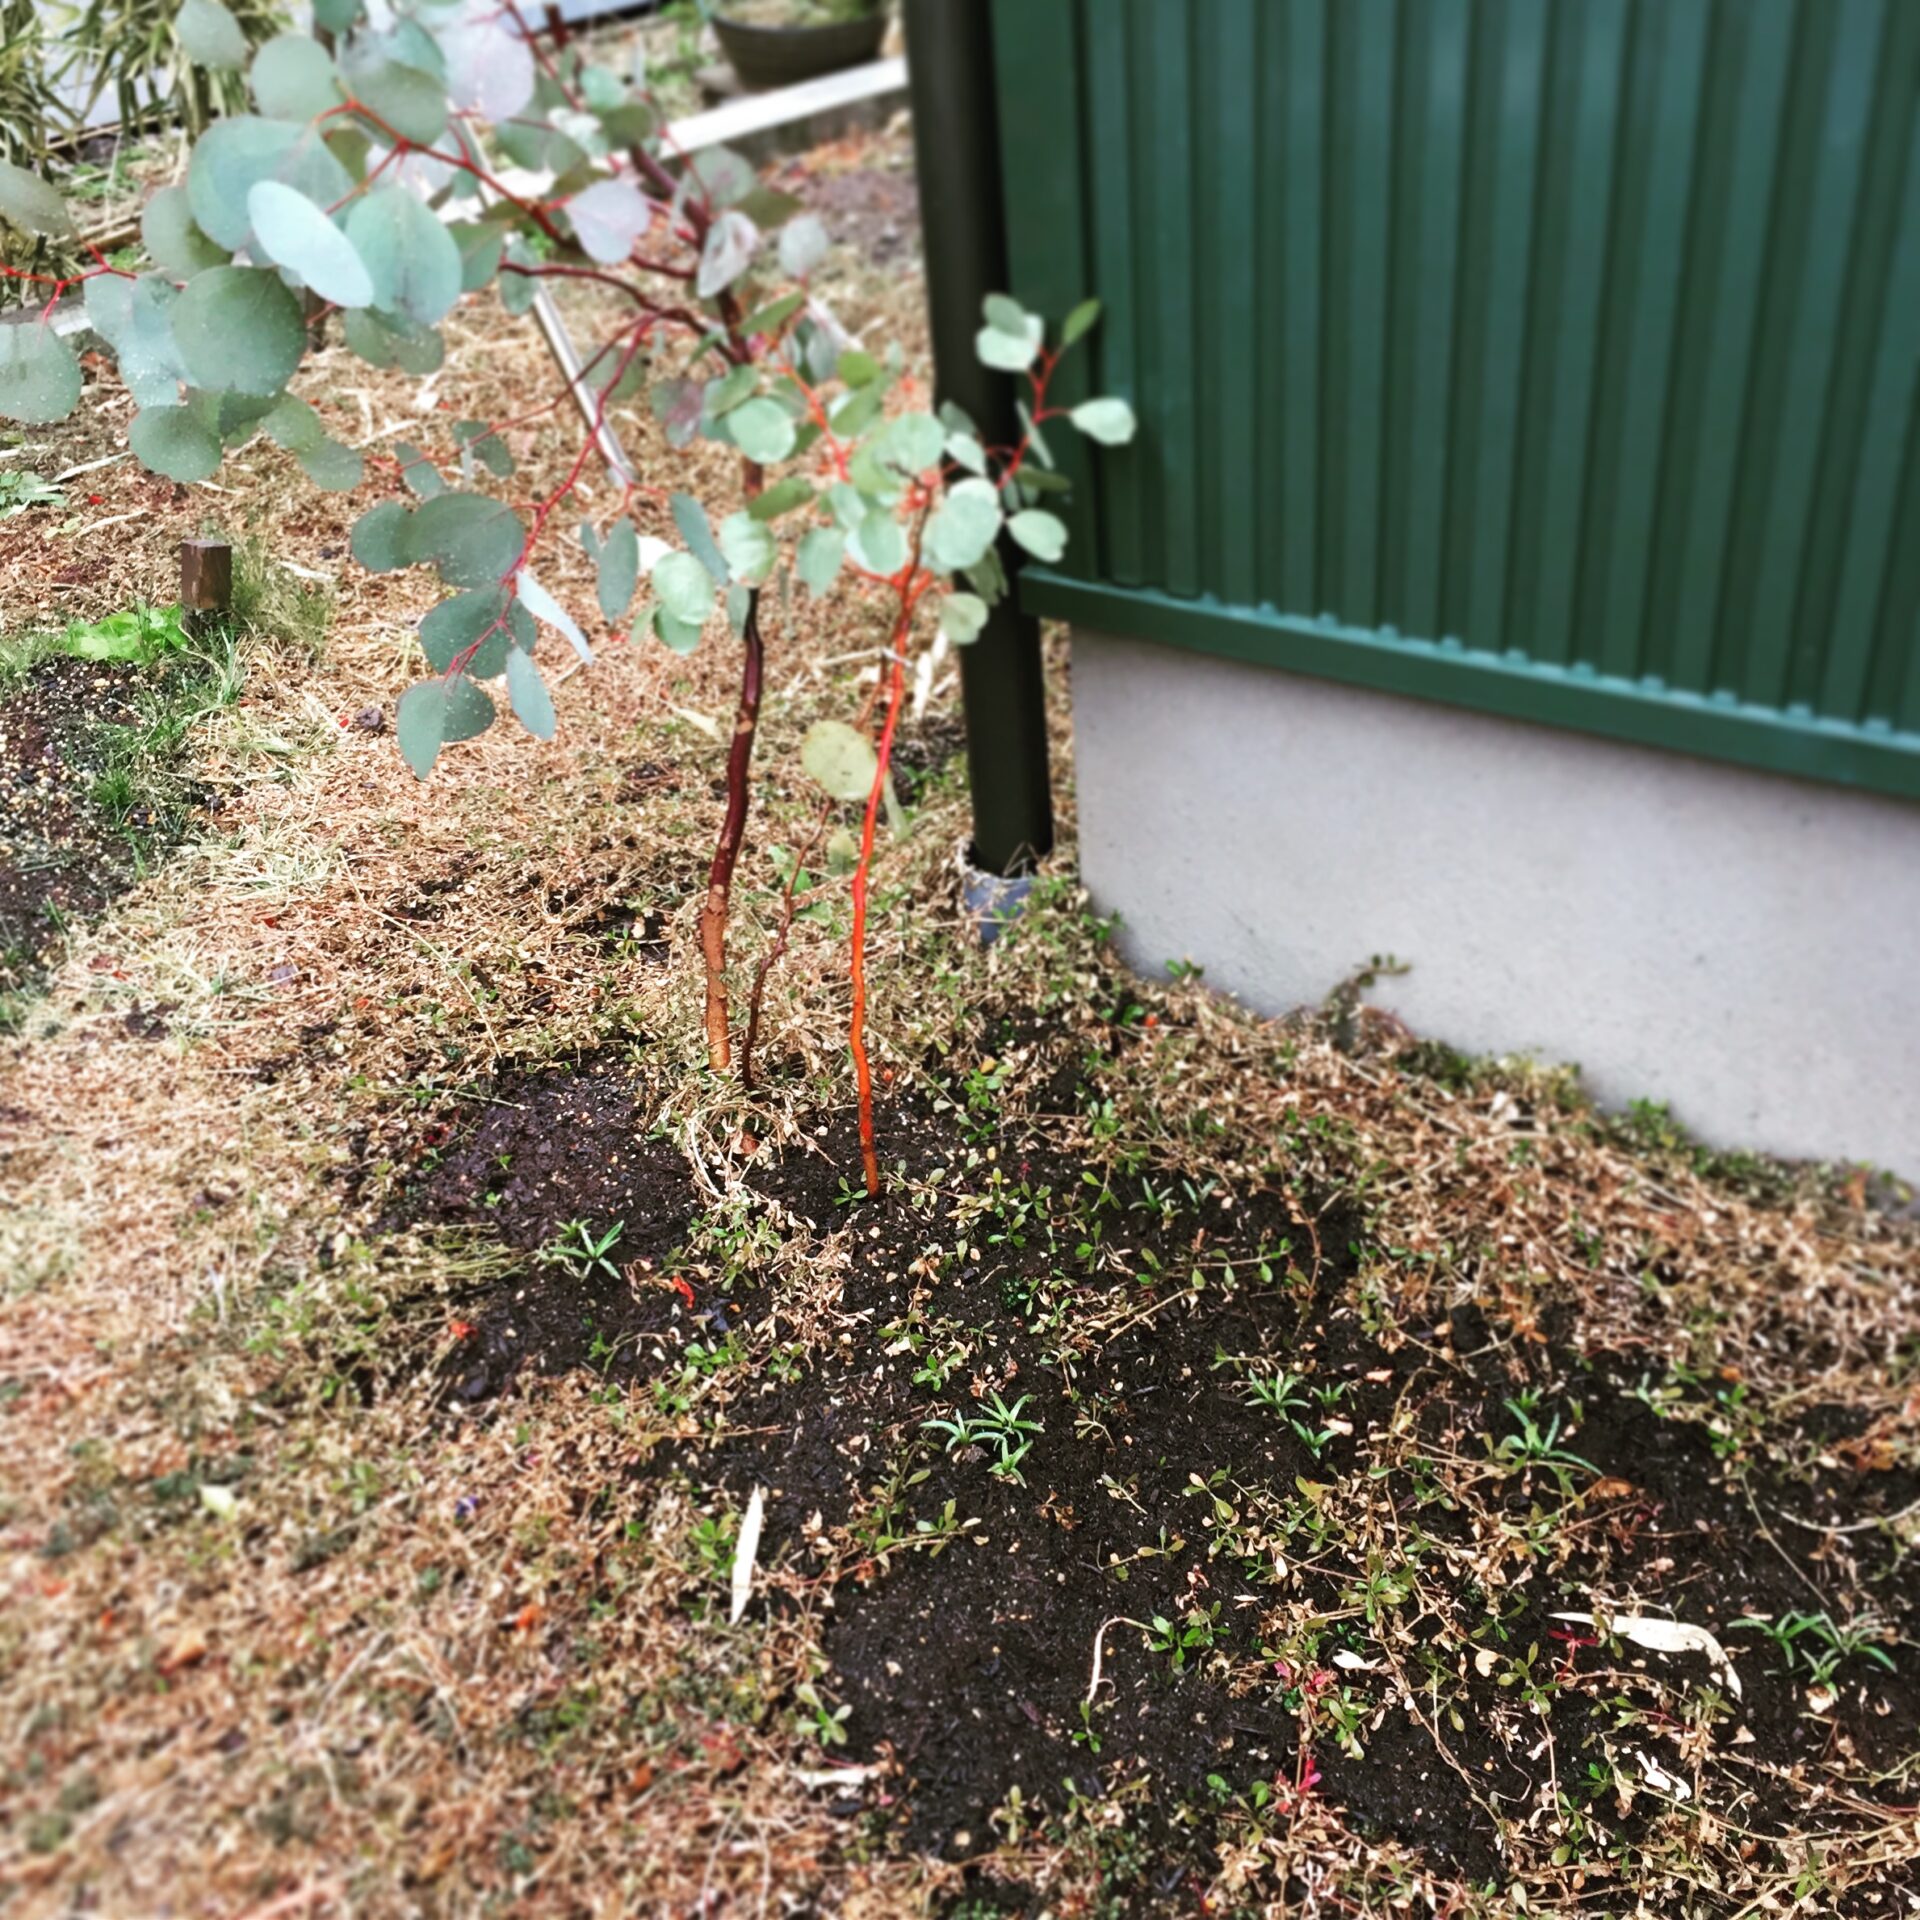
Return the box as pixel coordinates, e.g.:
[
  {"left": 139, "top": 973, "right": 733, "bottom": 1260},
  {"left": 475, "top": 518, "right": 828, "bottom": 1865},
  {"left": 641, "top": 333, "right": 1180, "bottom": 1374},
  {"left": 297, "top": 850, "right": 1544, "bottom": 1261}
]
[
  {"left": 503, "top": 0, "right": 585, "bottom": 112},
  {"left": 741, "top": 647, "right": 890, "bottom": 1091},
  {"left": 498, "top": 258, "right": 656, "bottom": 304},
  {"left": 849, "top": 594, "right": 919, "bottom": 1195},
  {"left": 512, "top": 316, "right": 654, "bottom": 567}
]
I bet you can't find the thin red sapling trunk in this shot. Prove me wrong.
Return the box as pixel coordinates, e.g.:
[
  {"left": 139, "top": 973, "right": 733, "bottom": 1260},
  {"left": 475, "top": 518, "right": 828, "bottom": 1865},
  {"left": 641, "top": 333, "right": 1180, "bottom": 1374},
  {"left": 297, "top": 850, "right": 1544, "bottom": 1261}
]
[{"left": 848, "top": 588, "right": 921, "bottom": 1195}]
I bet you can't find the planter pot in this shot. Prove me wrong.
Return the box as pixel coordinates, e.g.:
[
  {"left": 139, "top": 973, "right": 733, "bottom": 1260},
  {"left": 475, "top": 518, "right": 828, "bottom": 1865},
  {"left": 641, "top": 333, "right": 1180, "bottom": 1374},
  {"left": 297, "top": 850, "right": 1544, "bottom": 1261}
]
[{"left": 710, "top": 9, "right": 887, "bottom": 91}]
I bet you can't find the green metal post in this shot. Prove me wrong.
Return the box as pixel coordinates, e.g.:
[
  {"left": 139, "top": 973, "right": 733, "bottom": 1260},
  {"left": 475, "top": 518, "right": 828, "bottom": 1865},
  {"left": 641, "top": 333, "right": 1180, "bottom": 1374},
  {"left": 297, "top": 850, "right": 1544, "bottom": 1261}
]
[{"left": 903, "top": 0, "right": 1054, "bottom": 874}]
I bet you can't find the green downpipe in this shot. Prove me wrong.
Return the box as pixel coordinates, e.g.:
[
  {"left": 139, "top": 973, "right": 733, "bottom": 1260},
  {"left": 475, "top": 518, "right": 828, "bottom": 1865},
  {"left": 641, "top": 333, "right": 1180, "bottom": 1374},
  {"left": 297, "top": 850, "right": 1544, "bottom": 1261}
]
[{"left": 902, "top": 0, "right": 1054, "bottom": 875}]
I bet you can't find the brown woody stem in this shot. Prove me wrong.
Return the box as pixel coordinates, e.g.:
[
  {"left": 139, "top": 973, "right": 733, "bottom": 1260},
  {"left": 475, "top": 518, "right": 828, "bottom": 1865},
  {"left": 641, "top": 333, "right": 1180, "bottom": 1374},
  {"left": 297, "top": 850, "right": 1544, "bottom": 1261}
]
[
  {"left": 701, "top": 588, "right": 763, "bottom": 1072},
  {"left": 740, "top": 796, "right": 834, "bottom": 1091}
]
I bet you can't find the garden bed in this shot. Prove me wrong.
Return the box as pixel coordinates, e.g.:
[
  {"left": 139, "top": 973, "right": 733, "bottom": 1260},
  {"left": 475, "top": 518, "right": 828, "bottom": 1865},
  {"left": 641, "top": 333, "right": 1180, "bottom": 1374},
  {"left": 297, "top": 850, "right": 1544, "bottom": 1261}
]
[{"left": 2, "top": 121, "right": 1917, "bottom": 1918}]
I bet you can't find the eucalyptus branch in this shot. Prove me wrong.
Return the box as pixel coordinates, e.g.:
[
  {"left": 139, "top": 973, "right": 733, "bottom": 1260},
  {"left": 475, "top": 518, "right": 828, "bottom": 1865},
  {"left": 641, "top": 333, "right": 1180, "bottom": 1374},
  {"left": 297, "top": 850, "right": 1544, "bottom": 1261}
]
[{"left": 0, "top": 0, "right": 1134, "bottom": 1197}]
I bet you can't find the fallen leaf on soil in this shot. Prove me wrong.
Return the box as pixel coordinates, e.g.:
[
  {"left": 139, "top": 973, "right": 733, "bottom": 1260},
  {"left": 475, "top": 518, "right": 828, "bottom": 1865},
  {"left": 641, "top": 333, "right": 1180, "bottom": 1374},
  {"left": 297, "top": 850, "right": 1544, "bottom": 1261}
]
[
  {"left": 158, "top": 1628, "right": 209, "bottom": 1674},
  {"left": 1636, "top": 1750, "right": 1693, "bottom": 1800},
  {"left": 795, "top": 1764, "right": 881, "bottom": 1790},
  {"left": 730, "top": 1485, "right": 765, "bottom": 1626},
  {"left": 1554, "top": 1609, "right": 1742, "bottom": 1699}
]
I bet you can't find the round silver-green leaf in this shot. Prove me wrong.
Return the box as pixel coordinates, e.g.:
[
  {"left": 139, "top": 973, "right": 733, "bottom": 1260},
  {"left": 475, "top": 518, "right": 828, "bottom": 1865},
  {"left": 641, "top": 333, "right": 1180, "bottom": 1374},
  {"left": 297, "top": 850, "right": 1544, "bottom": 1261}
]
[
  {"left": 975, "top": 319, "right": 1040, "bottom": 373},
  {"left": 924, "top": 476, "right": 1001, "bottom": 573},
  {"left": 411, "top": 490, "right": 525, "bottom": 587},
  {"left": 342, "top": 307, "right": 443, "bottom": 373},
  {"left": 351, "top": 498, "right": 415, "bottom": 571},
  {"left": 778, "top": 212, "right": 829, "bottom": 278},
  {"left": 0, "top": 324, "right": 82, "bottom": 424},
  {"left": 84, "top": 273, "right": 187, "bottom": 409},
  {"left": 939, "top": 591, "right": 989, "bottom": 644},
  {"left": 847, "top": 510, "right": 905, "bottom": 578},
  {"left": 420, "top": 587, "right": 528, "bottom": 675},
  {"left": 983, "top": 292, "right": 1030, "bottom": 337},
  {"left": 188, "top": 117, "right": 351, "bottom": 252},
  {"left": 262, "top": 391, "right": 323, "bottom": 453},
  {"left": 875, "top": 410, "right": 945, "bottom": 476},
  {"left": 726, "top": 396, "right": 796, "bottom": 465},
  {"left": 338, "top": 37, "right": 449, "bottom": 146},
  {"left": 801, "top": 719, "right": 878, "bottom": 804},
  {"left": 346, "top": 187, "right": 462, "bottom": 328},
  {"left": 297, "top": 437, "right": 364, "bottom": 490},
  {"left": 247, "top": 182, "right": 374, "bottom": 308},
  {"left": 129, "top": 405, "right": 222, "bottom": 481},
  {"left": 1070, "top": 397, "right": 1137, "bottom": 446},
  {"left": 567, "top": 176, "right": 650, "bottom": 266},
  {"left": 142, "top": 185, "right": 228, "bottom": 277},
  {"left": 717, "top": 511, "right": 775, "bottom": 586},
  {"left": 177, "top": 0, "right": 249, "bottom": 69},
  {"left": 442, "top": 12, "right": 535, "bottom": 119},
  {"left": 396, "top": 679, "right": 446, "bottom": 778},
  {"left": 596, "top": 516, "right": 639, "bottom": 621},
  {"left": 506, "top": 645, "right": 556, "bottom": 740},
  {"left": 1007, "top": 508, "right": 1068, "bottom": 563},
  {"left": 251, "top": 33, "right": 342, "bottom": 119},
  {"left": 0, "top": 160, "right": 74, "bottom": 239},
  {"left": 797, "top": 525, "right": 844, "bottom": 599},
  {"left": 450, "top": 222, "right": 506, "bottom": 294},
  {"left": 650, "top": 609, "right": 698, "bottom": 653},
  {"left": 441, "top": 674, "right": 495, "bottom": 743},
  {"left": 696, "top": 210, "right": 758, "bottom": 299},
  {"left": 650, "top": 550, "right": 714, "bottom": 626},
  {"left": 171, "top": 266, "right": 306, "bottom": 397},
  {"left": 670, "top": 490, "right": 729, "bottom": 584}
]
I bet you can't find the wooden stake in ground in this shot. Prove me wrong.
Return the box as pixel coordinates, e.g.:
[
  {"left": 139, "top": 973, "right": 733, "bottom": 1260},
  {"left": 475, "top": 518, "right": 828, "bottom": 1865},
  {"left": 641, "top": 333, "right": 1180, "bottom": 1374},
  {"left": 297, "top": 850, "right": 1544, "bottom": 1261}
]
[{"left": 179, "top": 539, "right": 232, "bottom": 636}]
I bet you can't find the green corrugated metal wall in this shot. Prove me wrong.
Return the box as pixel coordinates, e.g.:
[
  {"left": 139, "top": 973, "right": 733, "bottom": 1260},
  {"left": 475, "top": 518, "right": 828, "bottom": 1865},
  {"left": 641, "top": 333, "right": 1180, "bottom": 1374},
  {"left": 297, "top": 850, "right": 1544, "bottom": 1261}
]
[{"left": 989, "top": 0, "right": 1920, "bottom": 800}]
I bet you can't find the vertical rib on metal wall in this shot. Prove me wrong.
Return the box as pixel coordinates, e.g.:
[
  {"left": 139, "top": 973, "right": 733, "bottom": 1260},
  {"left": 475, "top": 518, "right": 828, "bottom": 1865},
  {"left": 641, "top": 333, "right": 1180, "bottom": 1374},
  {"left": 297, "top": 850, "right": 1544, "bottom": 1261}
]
[{"left": 990, "top": 0, "right": 1920, "bottom": 795}]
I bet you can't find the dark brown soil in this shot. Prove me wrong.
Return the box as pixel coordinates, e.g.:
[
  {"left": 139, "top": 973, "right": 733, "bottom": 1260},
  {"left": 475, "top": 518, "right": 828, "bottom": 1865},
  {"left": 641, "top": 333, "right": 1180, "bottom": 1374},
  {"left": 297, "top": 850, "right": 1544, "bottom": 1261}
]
[
  {"left": 376, "top": 1035, "right": 1920, "bottom": 1909},
  {"left": 798, "top": 151, "right": 920, "bottom": 267},
  {"left": 0, "top": 657, "right": 143, "bottom": 1000},
  {"left": 387, "top": 1056, "right": 698, "bottom": 1400}
]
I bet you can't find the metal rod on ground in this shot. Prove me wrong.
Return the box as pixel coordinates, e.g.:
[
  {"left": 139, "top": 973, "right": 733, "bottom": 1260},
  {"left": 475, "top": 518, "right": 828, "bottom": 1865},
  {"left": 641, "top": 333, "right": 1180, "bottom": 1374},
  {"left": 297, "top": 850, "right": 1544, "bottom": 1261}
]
[
  {"left": 474, "top": 180, "right": 639, "bottom": 492},
  {"left": 529, "top": 287, "right": 639, "bottom": 491},
  {"left": 902, "top": 0, "right": 1054, "bottom": 876},
  {"left": 179, "top": 538, "right": 231, "bottom": 636}
]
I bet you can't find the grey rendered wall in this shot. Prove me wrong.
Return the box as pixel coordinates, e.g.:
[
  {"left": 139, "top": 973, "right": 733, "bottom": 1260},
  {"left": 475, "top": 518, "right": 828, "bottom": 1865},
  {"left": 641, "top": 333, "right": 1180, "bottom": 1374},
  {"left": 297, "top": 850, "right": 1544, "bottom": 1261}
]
[{"left": 1071, "top": 630, "right": 1920, "bottom": 1176}]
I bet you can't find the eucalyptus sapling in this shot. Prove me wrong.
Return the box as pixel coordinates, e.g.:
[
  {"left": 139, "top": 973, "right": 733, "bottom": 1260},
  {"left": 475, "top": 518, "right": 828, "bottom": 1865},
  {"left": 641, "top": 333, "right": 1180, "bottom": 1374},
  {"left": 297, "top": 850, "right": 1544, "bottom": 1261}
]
[{"left": 0, "top": 0, "right": 1135, "bottom": 1192}]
